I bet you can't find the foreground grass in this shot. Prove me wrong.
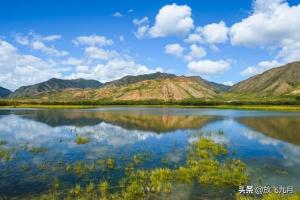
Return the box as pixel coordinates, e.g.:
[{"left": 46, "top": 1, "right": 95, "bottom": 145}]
[{"left": 16, "top": 137, "right": 250, "bottom": 200}]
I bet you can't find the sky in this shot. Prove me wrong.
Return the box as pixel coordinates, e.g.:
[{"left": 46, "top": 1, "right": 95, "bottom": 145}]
[{"left": 0, "top": 0, "right": 300, "bottom": 90}]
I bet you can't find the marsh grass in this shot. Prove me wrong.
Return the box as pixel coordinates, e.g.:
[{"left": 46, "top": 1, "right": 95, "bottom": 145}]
[
  {"left": 19, "top": 137, "right": 252, "bottom": 200},
  {"left": 75, "top": 135, "right": 90, "bottom": 145},
  {"left": 29, "top": 146, "right": 48, "bottom": 154},
  {"left": 0, "top": 148, "right": 10, "bottom": 161}
]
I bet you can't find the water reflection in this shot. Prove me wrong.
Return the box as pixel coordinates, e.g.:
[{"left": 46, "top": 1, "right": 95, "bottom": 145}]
[
  {"left": 0, "top": 108, "right": 300, "bottom": 198},
  {"left": 238, "top": 116, "right": 300, "bottom": 144}
]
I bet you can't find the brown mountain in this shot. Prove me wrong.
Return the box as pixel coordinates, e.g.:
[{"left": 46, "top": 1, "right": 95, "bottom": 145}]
[
  {"left": 231, "top": 61, "right": 300, "bottom": 96},
  {"left": 35, "top": 73, "right": 230, "bottom": 101}
]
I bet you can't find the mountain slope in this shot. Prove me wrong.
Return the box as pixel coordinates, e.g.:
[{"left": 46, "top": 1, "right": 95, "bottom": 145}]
[
  {"left": 9, "top": 78, "right": 102, "bottom": 98},
  {"left": 104, "top": 72, "right": 230, "bottom": 93},
  {"left": 103, "top": 72, "right": 177, "bottom": 87},
  {"left": 36, "top": 74, "right": 229, "bottom": 101},
  {"left": 231, "top": 61, "right": 300, "bottom": 96},
  {"left": 0, "top": 86, "right": 11, "bottom": 98}
]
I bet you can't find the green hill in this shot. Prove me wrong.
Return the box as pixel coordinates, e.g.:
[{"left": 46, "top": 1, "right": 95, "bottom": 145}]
[
  {"left": 0, "top": 86, "right": 11, "bottom": 98},
  {"left": 9, "top": 78, "right": 102, "bottom": 98},
  {"left": 231, "top": 61, "right": 300, "bottom": 96}
]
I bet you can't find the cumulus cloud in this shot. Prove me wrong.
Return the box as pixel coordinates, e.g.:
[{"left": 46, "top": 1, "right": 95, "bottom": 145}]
[
  {"left": 230, "top": 0, "right": 300, "bottom": 62},
  {"left": 201, "top": 21, "right": 229, "bottom": 44},
  {"left": 73, "top": 35, "right": 113, "bottom": 46},
  {"left": 133, "top": 17, "right": 150, "bottom": 39},
  {"left": 187, "top": 60, "right": 230, "bottom": 75},
  {"left": 0, "top": 39, "right": 65, "bottom": 90},
  {"left": 149, "top": 3, "right": 194, "bottom": 37},
  {"left": 14, "top": 32, "right": 68, "bottom": 57},
  {"left": 184, "top": 21, "right": 228, "bottom": 51},
  {"left": 31, "top": 40, "right": 68, "bottom": 56},
  {"left": 165, "top": 43, "right": 185, "bottom": 57},
  {"left": 241, "top": 60, "right": 281, "bottom": 76},
  {"left": 184, "top": 44, "right": 206, "bottom": 61},
  {"left": 84, "top": 46, "right": 118, "bottom": 60},
  {"left": 67, "top": 58, "right": 163, "bottom": 83}
]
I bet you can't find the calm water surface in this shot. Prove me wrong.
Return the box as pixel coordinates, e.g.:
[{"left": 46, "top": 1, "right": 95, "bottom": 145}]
[{"left": 0, "top": 108, "right": 300, "bottom": 199}]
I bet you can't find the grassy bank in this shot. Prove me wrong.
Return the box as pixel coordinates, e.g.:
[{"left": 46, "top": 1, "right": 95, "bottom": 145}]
[
  {"left": 1, "top": 103, "right": 300, "bottom": 111},
  {"left": 1, "top": 98, "right": 300, "bottom": 110}
]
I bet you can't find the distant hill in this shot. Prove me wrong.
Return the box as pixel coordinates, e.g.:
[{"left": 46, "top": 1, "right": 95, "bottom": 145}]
[
  {"left": 0, "top": 86, "right": 11, "bottom": 98},
  {"left": 33, "top": 73, "right": 230, "bottom": 101},
  {"left": 9, "top": 78, "right": 102, "bottom": 98},
  {"left": 103, "top": 72, "right": 177, "bottom": 87},
  {"left": 104, "top": 72, "right": 230, "bottom": 93},
  {"left": 231, "top": 61, "right": 300, "bottom": 96}
]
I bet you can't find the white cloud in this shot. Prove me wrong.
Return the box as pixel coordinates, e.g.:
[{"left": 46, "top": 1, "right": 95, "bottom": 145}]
[
  {"left": 73, "top": 35, "right": 113, "bottom": 46},
  {"left": 133, "top": 17, "right": 149, "bottom": 26},
  {"left": 184, "top": 32, "right": 203, "bottom": 44},
  {"left": 113, "top": 12, "right": 123, "bottom": 17},
  {"left": 201, "top": 21, "right": 229, "bottom": 44},
  {"left": 149, "top": 3, "right": 194, "bottom": 37},
  {"left": 230, "top": 0, "right": 300, "bottom": 63},
  {"left": 14, "top": 33, "right": 68, "bottom": 57},
  {"left": 223, "top": 81, "right": 233, "bottom": 86},
  {"left": 133, "top": 17, "right": 150, "bottom": 39},
  {"left": 134, "top": 25, "right": 150, "bottom": 39},
  {"left": 67, "top": 58, "right": 163, "bottom": 83},
  {"left": 185, "top": 21, "right": 228, "bottom": 46},
  {"left": 62, "top": 57, "right": 84, "bottom": 66},
  {"left": 31, "top": 40, "right": 68, "bottom": 56},
  {"left": 15, "top": 35, "right": 29, "bottom": 45},
  {"left": 0, "top": 39, "right": 64, "bottom": 90},
  {"left": 241, "top": 60, "right": 281, "bottom": 76},
  {"left": 184, "top": 44, "right": 206, "bottom": 61},
  {"left": 42, "top": 34, "right": 61, "bottom": 41},
  {"left": 165, "top": 43, "right": 184, "bottom": 57},
  {"left": 84, "top": 46, "right": 117, "bottom": 60},
  {"left": 187, "top": 60, "right": 230, "bottom": 75}
]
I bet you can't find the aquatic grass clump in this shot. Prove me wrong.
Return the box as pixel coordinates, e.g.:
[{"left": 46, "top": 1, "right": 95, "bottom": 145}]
[
  {"left": 28, "top": 146, "right": 48, "bottom": 154},
  {"left": 17, "top": 137, "right": 250, "bottom": 200},
  {"left": 0, "top": 149, "right": 10, "bottom": 161},
  {"left": 75, "top": 135, "right": 90, "bottom": 145},
  {"left": 106, "top": 157, "right": 115, "bottom": 170},
  {"left": 98, "top": 181, "right": 109, "bottom": 200}
]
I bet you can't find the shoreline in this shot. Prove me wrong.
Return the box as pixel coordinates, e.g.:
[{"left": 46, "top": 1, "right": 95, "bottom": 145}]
[{"left": 1, "top": 104, "right": 300, "bottom": 111}]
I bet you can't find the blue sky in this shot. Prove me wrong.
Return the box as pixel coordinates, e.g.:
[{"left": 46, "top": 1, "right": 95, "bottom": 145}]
[{"left": 0, "top": 0, "right": 300, "bottom": 90}]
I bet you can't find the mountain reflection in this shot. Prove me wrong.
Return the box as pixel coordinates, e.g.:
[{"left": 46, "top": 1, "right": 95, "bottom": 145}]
[
  {"left": 238, "top": 116, "right": 300, "bottom": 145},
  {"left": 0, "top": 109, "right": 218, "bottom": 133}
]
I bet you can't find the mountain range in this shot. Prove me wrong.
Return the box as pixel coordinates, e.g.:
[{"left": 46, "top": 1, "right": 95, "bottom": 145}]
[
  {"left": 1, "top": 61, "right": 300, "bottom": 101},
  {"left": 8, "top": 78, "right": 102, "bottom": 98}
]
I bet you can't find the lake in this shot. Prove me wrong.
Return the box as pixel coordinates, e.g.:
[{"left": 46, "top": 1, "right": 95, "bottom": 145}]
[{"left": 0, "top": 107, "right": 300, "bottom": 199}]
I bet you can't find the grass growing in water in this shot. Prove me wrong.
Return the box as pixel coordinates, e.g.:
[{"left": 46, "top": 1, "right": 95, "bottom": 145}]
[
  {"left": 0, "top": 149, "right": 10, "bottom": 161},
  {"left": 28, "top": 146, "right": 48, "bottom": 154},
  {"left": 75, "top": 135, "right": 90, "bottom": 145},
  {"left": 21, "top": 137, "right": 251, "bottom": 199}
]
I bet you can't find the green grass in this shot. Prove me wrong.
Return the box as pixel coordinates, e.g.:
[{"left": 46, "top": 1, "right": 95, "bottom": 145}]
[
  {"left": 75, "top": 135, "right": 91, "bottom": 145},
  {"left": 1, "top": 103, "right": 300, "bottom": 111}
]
